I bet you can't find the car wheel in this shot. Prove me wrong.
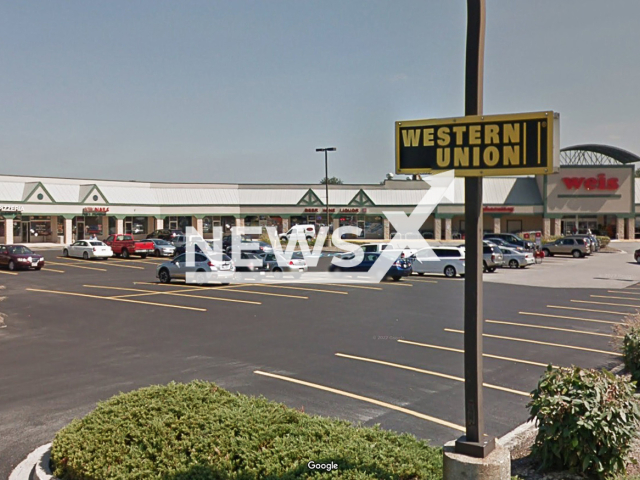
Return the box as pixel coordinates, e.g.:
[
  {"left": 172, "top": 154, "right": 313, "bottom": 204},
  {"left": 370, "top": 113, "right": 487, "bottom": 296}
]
[
  {"left": 158, "top": 269, "right": 171, "bottom": 284},
  {"left": 542, "top": 248, "right": 551, "bottom": 257},
  {"left": 572, "top": 249, "right": 582, "bottom": 258},
  {"left": 83, "top": 252, "right": 89, "bottom": 260},
  {"left": 444, "top": 265, "right": 456, "bottom": 278},
  {"left": 488, "top": 267, "right": 496, "bottom": 273},
  {"left": 195, "top": 270, "right": 208, "bottom": 286},
  {"left": 63, "top": 249, "right": 69, "bottom": 257},
  {"left": 417, "top": 272, "right": 425, "bottom": 276},
  {"left": 155, "top": 249, "right": 162, "bottom": 257},
  {"left": 636, "top": 257, "right": 640, "bottom": 264},
  {"left": 122, "top": 249, "right": 130, "bottom": 259},
  {"left": 8, "top": 261, "right": 16, "bottom": 271},
  {"left": 273, "top": 268, "right": 283, "bottom": 279},
  {"left": 392, "top": 276, "right": 401, "bottom": 282},
  {"left": 140, "top": 254, "right": 147, "bottom": 259},
  {"left": 509, "top": 259, "right": 519, "bottom": 268},
  {"left": 482, "top": 261, "right": 488, "bottom": 272}
]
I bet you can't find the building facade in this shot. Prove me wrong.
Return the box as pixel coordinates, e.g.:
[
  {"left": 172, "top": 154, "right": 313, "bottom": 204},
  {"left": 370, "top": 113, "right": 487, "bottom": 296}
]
[{"left": 0, "top": 145, "right": 638, "bottom": 244}]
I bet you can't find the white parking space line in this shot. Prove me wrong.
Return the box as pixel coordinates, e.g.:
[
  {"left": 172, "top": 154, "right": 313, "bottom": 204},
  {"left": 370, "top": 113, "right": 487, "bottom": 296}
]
[
  {"left": 547, "top": 305, "right": 628, "bottom": 316},
  {"left": 486, "top": 319, "right": 620, "bottom": 338},
  {"left": 82, "top": 285, "right": 262, "bottom": 305},
  {"left": 254, "top": 370, "right": 466, "bottom": 432},
  {"left": 0, "top": 270, "right": 18, "bottom": 276},
  {"left": 518, "top": 311, "right": 621, "bottom": 325}
]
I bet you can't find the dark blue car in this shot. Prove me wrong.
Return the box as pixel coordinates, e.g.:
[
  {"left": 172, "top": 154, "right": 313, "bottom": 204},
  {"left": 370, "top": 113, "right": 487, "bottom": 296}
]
[{"left": 328, "top": 252, "right": 412, "bottom": 281}]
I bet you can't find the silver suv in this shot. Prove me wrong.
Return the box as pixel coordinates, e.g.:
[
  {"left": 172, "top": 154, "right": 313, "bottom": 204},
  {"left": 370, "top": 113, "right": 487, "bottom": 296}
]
[{"left": 457, "top": 241, "right": 504, "bottom": 272}]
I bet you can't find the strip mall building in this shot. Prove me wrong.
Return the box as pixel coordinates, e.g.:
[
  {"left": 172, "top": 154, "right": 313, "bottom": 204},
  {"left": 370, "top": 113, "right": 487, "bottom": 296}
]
[{"left": 0, "top": 145, "right": 638, "bottom": 245}]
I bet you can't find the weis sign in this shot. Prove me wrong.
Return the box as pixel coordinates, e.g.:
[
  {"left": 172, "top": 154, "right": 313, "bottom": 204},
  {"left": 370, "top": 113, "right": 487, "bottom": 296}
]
[{"left": 561, "top": 174, "right": 619, "bottom": 191}]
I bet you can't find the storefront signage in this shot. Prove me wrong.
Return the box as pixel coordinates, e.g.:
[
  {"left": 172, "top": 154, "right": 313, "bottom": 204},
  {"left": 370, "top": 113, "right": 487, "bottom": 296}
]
[
  {"left": 395, "top": 111, "right": 560, "bottom": 176},
  {"left": 561, "top": 174, "right": 619, "bottom": 191},
  {"left": 83, "top": 207, "right": 110, "bottom": 216},
  {"left": 304, "top": 208, "right": 363, "bottom": 214},
  {"left": 483, "top": 206, "right": 514, "bottom": 213},
  {"left": 0, "top": 205, "right": 24, "bottom": 213}
]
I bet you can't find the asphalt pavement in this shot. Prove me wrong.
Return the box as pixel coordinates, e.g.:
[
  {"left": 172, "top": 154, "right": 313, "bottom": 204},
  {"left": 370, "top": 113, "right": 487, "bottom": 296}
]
[{"left": 1, "top": 247, "right": 637, "bottom": 478}]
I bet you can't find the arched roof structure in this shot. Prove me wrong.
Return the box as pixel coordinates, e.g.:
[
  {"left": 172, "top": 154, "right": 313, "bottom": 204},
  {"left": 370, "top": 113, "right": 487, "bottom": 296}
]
[{"left": 560, "top": 144, "right": 640, "bottom": 166}]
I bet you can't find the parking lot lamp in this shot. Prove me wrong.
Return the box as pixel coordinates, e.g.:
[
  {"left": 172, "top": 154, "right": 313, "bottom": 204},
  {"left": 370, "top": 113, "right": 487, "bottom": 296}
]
[{"left": 316, "top": 147, "right": 337, "bottom": 236}]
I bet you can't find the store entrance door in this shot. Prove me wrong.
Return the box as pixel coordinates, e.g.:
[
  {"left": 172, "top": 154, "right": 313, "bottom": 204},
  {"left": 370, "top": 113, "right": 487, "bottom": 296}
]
[
  {"left": 21, "top": 221, "right": 30, "bottom": 243},
  {"left": 76, "top": 220, "right": 85, "bottom": 240}
]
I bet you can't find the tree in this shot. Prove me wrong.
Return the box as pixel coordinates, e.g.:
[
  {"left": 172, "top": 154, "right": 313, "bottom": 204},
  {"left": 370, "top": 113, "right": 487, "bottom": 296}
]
[{"left": 320, "top": 177, "right": 343, "bottom": 185}]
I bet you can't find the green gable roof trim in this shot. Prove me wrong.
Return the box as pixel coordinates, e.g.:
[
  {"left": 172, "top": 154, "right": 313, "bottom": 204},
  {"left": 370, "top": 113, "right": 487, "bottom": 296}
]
[
  {"left": 79, "top": 184, "right": 110, "bottom": 204},
  {"left": 348, "top": 189, "right": 375, "bottom": 207},
  {"left": 297, "top": 189, "right": 324, "bottom": 206},
  {"left": 23, "top": 182, "right": 56, "bottom": 203}
]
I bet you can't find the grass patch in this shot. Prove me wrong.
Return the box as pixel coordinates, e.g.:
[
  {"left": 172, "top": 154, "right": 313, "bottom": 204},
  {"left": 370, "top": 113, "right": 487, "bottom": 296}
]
[{"left": 51, "top": 381, "right": 443, "bottom": 479}]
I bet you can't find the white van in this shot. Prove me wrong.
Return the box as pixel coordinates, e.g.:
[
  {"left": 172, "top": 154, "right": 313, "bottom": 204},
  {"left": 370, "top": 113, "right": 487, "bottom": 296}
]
[
  {"left": 411, "top": 246, "right": 466, "bottom": 278},
  {"left": 359, "top": 243, "right": 415, "bottom": 258},
  {"left": 279, "top": 224, "right": 316, "bottom": 241}
]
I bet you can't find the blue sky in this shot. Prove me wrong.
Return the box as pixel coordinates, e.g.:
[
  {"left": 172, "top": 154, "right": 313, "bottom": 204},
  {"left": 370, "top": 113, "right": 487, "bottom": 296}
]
[{"left": 1, "top": 1, "right": 639, "bottom": 184}]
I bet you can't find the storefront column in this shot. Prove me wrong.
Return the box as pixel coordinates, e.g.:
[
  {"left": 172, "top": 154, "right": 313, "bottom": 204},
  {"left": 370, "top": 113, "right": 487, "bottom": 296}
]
[
  {"left": 383, "top": 218, "right": 390, "bottom": 240},
  {"left": 50, "top": 216, "right": 59, "bottom": 243},
  {"left": 235, "top": 216, "right": 245, "bottom": 228},
  {"left": 102, "top": 216, "right": 110, "bottom": 238},
  {"left": 616, "top": 217, "right": 625, "bottom": 240},
  {"left": 493, "top": 217, "right": 501, "bottom": 234},
  {"left": 155, "top": 217, "right": 164, "bottom": 230},
  {"left": 444, "top": 218, "right": 452, "bottom": 240},
  {"left": 195, "top": 217, "right": 204, "bottom": 236},
  {"left": 627, "top": 217, "right": 635, "bottom": 240},
  {"left": 116, "top": 218, "right": 124, "bottom": 235},
  {"left": 553, "top": 218, "right": 562, "bottom": 236},
  {"left": 281, "top": 217, "right": 289, "bottom": 233},
  {"left": 434, "top": 218, "right": 442, "bottom": 241},
  {"left": 147, "top": 217, "right": 155, "bottom": 234},
  {"left": 64, "top": 218, "right": 73, "bottom": 245},
  {"left": 5, "top": 217, "right": 13, "bottom": 244},
  {"left": 543, "top": 218, "right": 551, "bottom": 238}
]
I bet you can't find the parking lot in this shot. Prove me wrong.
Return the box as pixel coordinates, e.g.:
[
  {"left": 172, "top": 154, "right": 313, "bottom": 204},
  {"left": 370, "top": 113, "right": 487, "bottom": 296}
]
[{"left": 1, "top": 245, "right": 639, "bottom": 476}]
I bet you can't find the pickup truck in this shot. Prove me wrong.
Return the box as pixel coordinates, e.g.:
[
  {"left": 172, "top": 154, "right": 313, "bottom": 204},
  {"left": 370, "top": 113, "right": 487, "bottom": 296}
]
[{"left": 104, "top": 234, "right": 155, "bottom": 259}]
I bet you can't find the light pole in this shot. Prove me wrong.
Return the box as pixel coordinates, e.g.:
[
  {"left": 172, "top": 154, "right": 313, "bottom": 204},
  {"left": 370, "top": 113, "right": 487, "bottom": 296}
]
[{"left": 316, "top": 147, "right": 336, "bottom": 235}]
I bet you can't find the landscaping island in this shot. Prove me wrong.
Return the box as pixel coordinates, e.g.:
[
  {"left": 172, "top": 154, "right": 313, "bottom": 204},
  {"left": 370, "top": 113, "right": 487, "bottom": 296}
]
[{"left": 50, "top": 381, "right": 443, "bottom": 479}]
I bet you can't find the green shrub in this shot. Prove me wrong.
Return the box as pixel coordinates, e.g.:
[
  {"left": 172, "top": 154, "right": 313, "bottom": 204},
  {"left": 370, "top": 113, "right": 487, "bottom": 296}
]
[
  {"left": 528, "top": 366, "right": 640, "bottom": 479},
  {"left": 51, "top": 381, "right": 442, "bottom": 480},
  {"left": 598, "top": 236, "right": 611, "bottom": 248},
  {"left": 542, "top": 235, "right": 561, "bottom": 244},
  {"left": 622, "top": 327, "right": 640, "bottom": 383}
]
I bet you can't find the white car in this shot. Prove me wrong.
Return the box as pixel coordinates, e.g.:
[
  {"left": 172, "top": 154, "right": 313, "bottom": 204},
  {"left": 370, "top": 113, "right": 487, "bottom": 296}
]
[
  {"left": 410, "top": 246, "right": 466, "bottom": 278},
  {"left": 63, "top": 240, "right": 113, "bottom": 260},
  {"left": 500, "top": 247, "right": 534, "bottom": 268},
  {"left": 279, "top": 225, "right": 316, "bottom": 241},
  {"left": 359, "top": 242, "right": 415, "bottom": 258}
]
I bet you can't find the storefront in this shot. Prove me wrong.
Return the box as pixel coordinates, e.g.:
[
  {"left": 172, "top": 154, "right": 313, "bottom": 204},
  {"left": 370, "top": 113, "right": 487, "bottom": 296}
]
[{"left": 1, "top": 144, "right": 639, "bottom": 244}]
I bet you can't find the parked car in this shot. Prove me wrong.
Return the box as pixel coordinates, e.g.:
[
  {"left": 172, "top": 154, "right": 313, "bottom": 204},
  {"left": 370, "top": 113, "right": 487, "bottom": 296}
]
[
  {"left": 456, "top": 241, "right": 504, "bottom": 272},
  {"left": 233, "top": 252, "right": 267, "bottom": 273},
  {"left": 63, "top": 240, "right": 113, "bottom": 260},
  {"left": 279, "top": 225, "right": 316, "bottom": 241},
  {"left": 359, "top": 242, "right": 415, "bottom": 258},
  {"left": 541, "top": 237, "right": 591, "bottom": 258},
  {"left": 0, "top": 245, "right": 45, "bottom": 271},
  {"left": 328, "top": 252, "right": 412, "bottom": 281},
  {"left": 499, "top": 247, "right": 534, "bottom": 268},
  {"left": 410, "top": 246, "right": 465, "bottom": 278},
  {"left": 149, "top": 239, "right": 176, "bottom": 257},
  {"left": 104, "top": 234, "right": 155, "bottom": 259},
  {"left": 634, "top": 248, "right": 640, "bottom": 264},
  {"left": 156, "top": 252, "right": 235, "bottom": 285},
  {"left": 226, "top": 241, "right": 273, "bottom": 256},
  {"left": 573, "top": 233, "right": 600, "bottom": 252},
  {"left": 483, "top": 233, "right": 533, "bottom": 250},
  {"left": 171, "top": 235, "right": 187, "bottom": 249},
  {"left": 483, "top": 243, "right": 504, "bottom": 272},
  {"left": 259, "top": 251, "right": 308, "bottom": 278},
  {"left": 484, "top": 237, "right": 525, "bottom": 252},
  {"left": 146, "top": 229, "right": 184, "bottom": 242}
]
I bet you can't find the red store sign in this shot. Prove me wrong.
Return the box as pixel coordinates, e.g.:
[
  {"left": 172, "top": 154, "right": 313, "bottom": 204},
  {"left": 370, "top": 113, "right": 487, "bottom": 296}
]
[
  {"left": 483, "top": 206, "right": 514, "bottom": 213},
  {"left": 561, "top": 173, "right": 619, "bottom": 191},
  {"left": 303, "top": 208, "right": 364, "bottom": 214}
]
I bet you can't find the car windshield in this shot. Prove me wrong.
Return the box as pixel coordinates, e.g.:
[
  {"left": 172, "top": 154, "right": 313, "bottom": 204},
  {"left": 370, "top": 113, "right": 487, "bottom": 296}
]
[
  {"left": 154, "top": 239, "right": 170, "bottom": 245},
  {"left": 292, "top": 252, "right": 304, "bottom": 260},
  {"left": 8, "top": 246, "right": 33, "bottom": 255}
]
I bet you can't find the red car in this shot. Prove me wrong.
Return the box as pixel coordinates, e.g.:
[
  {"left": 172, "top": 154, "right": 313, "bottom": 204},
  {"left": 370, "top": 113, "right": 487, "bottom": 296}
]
[
  {"left": 0, "top": 245, "right": 45, "bottom": 271},
  {"left": 104, "top": 234, "right": 155, "bottom": 259}
]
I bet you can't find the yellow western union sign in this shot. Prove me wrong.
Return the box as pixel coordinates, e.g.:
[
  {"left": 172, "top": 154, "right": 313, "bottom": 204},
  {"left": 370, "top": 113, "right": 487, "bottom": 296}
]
[{"left": 395, "top": 111, "right": 560, "bottom": 176}]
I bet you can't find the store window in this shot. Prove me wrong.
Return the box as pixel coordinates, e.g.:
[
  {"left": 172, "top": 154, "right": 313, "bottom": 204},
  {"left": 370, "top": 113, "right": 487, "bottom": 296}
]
[
  {"left": 125, "top": 216, "right": 147, "bottom": 235},
  {"left": 364, "top": 215, "right": 384, "bottom": 239},
  {"left": 0, "top": 219, "right": 4, "bottom": 238},
  {"left": 166, "top": 216, "right": 192, "bottom": 232}
]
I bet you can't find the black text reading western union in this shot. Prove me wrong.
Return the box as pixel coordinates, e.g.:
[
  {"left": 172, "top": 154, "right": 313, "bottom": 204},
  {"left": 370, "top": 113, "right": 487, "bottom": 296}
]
[{"left": 401, "top": 123, "right": 525, "bottom": 168}]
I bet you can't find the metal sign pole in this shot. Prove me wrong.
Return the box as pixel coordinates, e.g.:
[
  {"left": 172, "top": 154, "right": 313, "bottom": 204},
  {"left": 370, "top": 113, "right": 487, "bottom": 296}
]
[{"left": 455, "top": 0, "right": 496, "bottom": 458}]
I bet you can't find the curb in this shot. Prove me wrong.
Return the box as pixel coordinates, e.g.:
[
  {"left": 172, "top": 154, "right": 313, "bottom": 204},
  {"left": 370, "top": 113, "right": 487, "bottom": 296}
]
[{"left": 8, "top": 443, "right": 51, "bottom": 480}]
